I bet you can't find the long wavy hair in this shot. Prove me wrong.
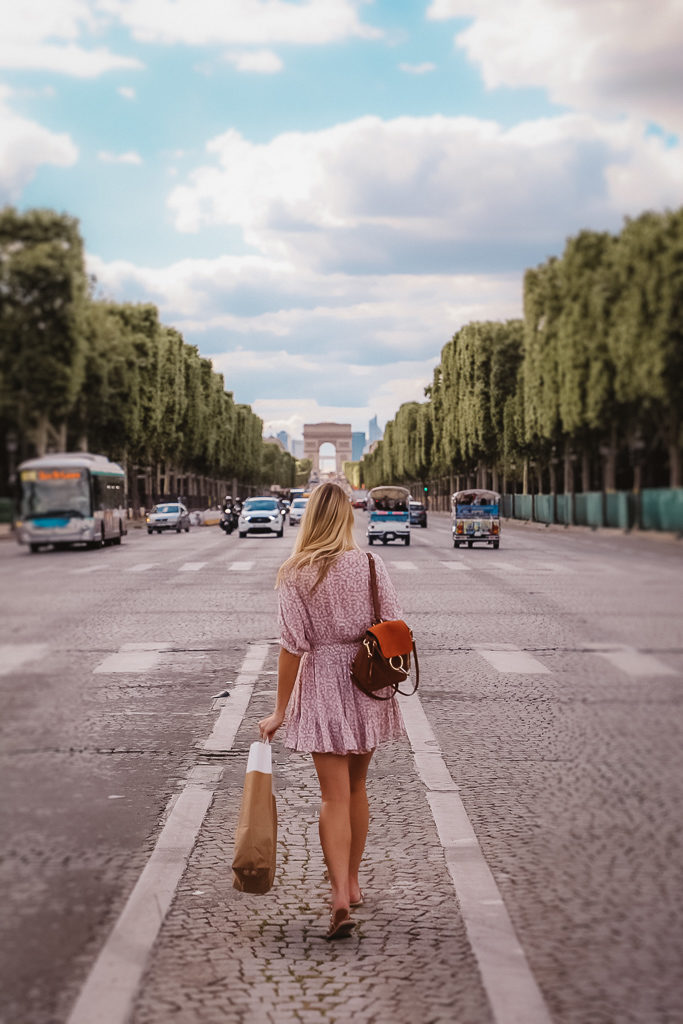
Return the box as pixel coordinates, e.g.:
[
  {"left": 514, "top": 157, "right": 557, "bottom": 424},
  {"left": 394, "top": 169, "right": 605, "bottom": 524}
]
[{"left": 276, "top": 482, "right": 358, "bottom": 591}]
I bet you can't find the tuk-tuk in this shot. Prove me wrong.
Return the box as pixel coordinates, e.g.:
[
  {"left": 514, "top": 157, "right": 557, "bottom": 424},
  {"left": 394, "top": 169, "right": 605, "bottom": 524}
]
[
  {"left": 366, "top": 486, "right": 411, "bottom": 546},
  {"left": 451, "top": 489, "right": 501, "bottom": 549}
]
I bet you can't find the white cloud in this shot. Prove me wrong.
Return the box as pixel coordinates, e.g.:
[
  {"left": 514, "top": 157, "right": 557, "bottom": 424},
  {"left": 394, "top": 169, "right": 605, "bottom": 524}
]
[
  {"left": 87, "top": 246, "right": 521, "bottom": 428},
  {"left": 117, "top": 85, "right": 136, "bottom": 99},
  {"left": 0, "top": 86, "right": 78, "bottom": 201},
  {"left": 399, "top": 62, "right": 436, "bottom": 75},
  {"left": 224, "top": 48, "right": 284, "bottom": 73},
  {"left": 97, "top": 150, "right": 143, "bottom": 164},
  {"left": 98, "top": 0, "right": 381, "bottom": 46},
  {"left": 0, "top": 0, "right": 142, "bottom": 77},
  {"left": 427, "top": 0, "right": 683, "bottom": 135},
  {"left": 167, "top": 113, "right": 683, "bottom": 273}
]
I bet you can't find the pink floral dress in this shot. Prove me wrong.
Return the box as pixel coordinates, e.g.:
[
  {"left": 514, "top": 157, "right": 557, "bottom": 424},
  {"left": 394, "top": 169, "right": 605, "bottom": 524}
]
[{"left": 279, "top": 549, "right": 406, "bottom": 755}]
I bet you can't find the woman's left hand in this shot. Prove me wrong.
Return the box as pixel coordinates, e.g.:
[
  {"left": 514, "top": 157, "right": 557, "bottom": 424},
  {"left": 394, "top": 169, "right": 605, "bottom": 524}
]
[{"left": 259, "top": 711, "right": 284, "bottom": 742}]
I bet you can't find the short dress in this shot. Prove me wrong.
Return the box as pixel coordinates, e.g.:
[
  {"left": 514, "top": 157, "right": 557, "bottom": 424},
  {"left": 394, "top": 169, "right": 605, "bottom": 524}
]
[{"left": 279, "top": 549, "right": 406, "bottom": 755}]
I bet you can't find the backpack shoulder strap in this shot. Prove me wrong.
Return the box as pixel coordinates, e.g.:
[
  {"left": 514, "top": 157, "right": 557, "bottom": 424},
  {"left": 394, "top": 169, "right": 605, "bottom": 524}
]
[{"left": 366, "top": 552, "right": 382, "bottom": 624}]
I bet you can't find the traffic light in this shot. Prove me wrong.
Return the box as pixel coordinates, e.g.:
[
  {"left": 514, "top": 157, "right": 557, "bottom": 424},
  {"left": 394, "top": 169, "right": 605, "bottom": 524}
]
[{"left": 423, "top": 485, "right": 428, "bottom": 493}]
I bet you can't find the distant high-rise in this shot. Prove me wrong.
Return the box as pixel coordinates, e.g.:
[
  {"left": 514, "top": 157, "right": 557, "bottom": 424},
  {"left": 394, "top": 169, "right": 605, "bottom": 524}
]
[
  {"left": 352, "top": 431, "right": 366, "bottom": 461},
  {"left": 276, "top": 430, "right": 290, "bottom": 452},
  {"left": 291, "top": 438, "right": 304, "bottom": 459},
  {"left": 368, "top": 415, "right": 382, "bottom": 443}
]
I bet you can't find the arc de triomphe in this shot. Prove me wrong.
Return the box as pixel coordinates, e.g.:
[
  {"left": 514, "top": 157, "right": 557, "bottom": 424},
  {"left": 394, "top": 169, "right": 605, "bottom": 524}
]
[{"left": 303, "top": 422, "right": 353, "bottom": 476}]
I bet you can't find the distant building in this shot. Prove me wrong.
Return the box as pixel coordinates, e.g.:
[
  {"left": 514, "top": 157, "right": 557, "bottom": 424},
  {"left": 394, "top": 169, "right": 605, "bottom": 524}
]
[
  {"left": 276, "top": 430, "right": 290, "bottom": 452},
  {"left": 291, "top": 438, "right": 304, "bottom": 459},
  {"left": 368, "top": 415, "right": 383, "bottom": 443},
  {"left": 263, "top": 436, "right": 286, "bottom": 451},
  {"left": 352, "top": 431, "right": 366, "bottom": 461}
]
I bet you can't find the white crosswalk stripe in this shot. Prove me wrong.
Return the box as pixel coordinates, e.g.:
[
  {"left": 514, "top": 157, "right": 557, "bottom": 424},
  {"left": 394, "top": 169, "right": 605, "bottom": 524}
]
[
  {"left": 93, "top": 643, "right": 171, "bottom": 674},
  {"left": 477, "top": 645, "right": 550, "bottom": 674},
  {"left": 0, "top": 643, "right": 48, "bottom": 676},
  {"left": 440, "top": 561, "right": 472, "bottom": 571},
  {"left": 481, "top": 561, "right": 524, "bottom": 573},
  {"left": 589, "top": 645, "right": 677, "bottom": 677},
  {"left": 536, "top": 562, "right": 576, "bottom": 574},
  {"left": 178, "top": 562, "right": 206, "bottom": 572},
  {"left": 70, "top": 565, "right": 105, "bottom": 575},
  {"left": 391, "top": 561, "right": 417, "bottom": 571},
  {"left": 127, "top": 563, "right": 158, "bottom": 573},
  {"left": 228, "top": 562, "right": 254, "bottom": 572}
]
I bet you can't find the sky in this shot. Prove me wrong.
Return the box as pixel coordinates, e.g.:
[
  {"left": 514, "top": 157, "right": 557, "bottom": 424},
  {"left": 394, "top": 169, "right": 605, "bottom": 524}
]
[{"left": 2, "top": 0, "right": 683, "bottom": 444}]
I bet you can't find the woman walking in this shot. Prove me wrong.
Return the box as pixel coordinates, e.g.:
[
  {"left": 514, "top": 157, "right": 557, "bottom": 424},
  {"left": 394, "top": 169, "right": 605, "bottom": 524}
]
[{"left": 258, "top": 482, "right": 405, "bottom": 939}]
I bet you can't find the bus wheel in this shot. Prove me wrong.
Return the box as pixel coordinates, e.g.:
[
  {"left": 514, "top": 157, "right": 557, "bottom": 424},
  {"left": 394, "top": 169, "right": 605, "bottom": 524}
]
[
  {"left": 29, "top": 543, "right": 40, "bottom": 554},
  {"left": 368, "top": 537, "right": 374, "bottom": 545},
  {"left": 493, "top": 540, "right": 500, "bottom": 549},
  {"left": 467, "top": 541, "right": 473, "bottom": 549},
  {"left": 382, "top": 537, "right": 388, "bottom": 545},
  {"left": 453, "top": 540, "right": 460, "bottom": 548},
  {"left": 113, "top": 525, "right": 123, "bottom": 545},
  {"left": 404, "top": 535, "right": 410, "bottom": 546}
]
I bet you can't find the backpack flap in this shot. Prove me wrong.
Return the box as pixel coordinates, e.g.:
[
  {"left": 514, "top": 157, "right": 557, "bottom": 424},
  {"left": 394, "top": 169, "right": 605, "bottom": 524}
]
[{"left": 367, "top": 619, "right": 413, "bottom": 658}]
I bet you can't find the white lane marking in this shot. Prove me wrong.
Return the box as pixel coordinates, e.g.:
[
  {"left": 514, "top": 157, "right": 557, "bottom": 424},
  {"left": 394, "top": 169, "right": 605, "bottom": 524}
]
[
  {"left": 228, "top": 561, "right": 254, "bottom": 572},
  {"left": 0, "top": 643, "right": 48, "bottom": 676},
  {"left": 203, "top": 643, "right": 269, "bottom": 752},
  {"left": 127, "top": 563, "right": 158, "bottom": 573},
  {"left": 477, "top": 645, "right": 550, "bottom": 674},
  {"left": 178, "top": 562, "right": 206, "bottom": 572},
  {"left": 93, "top": 642, "right": 171, "bottom": 674},
  {"left": 66, "top": 764, "right": 221, "bottom": 1024},
  {"left": 588, "top": 644, "right": 677, "bottom": 677},
  {"left": 398, "top": 693, "right": 553, "bottom": 1024},
  {"left": 440, "top": 560, "right": 472, "bottom": 571},
  {"left": 67, "top": 642, "right": 269, "bottom": 1024},
  {"left": 70, "top": 565, "right": 105, "bottom": 575},
  {"left": 391, "top": 561, "right": 417, "bottom": 571}
]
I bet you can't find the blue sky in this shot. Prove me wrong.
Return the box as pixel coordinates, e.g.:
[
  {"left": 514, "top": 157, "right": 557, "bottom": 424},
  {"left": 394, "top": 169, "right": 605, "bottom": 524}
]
[{"left": 2, "top": 0, "right": 683, "bottom": 441}]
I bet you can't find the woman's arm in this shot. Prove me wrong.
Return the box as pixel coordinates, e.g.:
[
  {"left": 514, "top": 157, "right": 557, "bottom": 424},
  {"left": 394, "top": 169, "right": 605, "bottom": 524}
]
[{"left": 258, "top": 647, "right": 302, "bottom": 741}]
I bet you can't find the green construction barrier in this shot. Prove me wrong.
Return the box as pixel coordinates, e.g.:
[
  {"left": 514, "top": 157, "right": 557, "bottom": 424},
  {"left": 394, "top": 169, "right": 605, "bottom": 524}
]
[
  {"left": 640, "top": 488, "right": 683, "bottom": 532},
  {"left": 555, "top": 494, "right": 572, "bottom": 525},
  {"left": 513, "top": 494, "right": 533, "bottom": 520},
  {"left": 605, "top": 492, "right": 630, "bottom": 530},
  {"left": 574, "top": 492, "right": 604, "bottom": 528},
  {"left": 534, "top": 494, "right": 555, "bottom": 524},
  {"left": 502, "top": 494, "right": 514, "bottom": 518},
  {"left": 0, "top": 497, "right": 13, "bottom": 524}
]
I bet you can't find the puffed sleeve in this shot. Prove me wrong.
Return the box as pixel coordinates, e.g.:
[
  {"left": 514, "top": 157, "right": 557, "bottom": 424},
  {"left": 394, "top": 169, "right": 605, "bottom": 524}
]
[
  {"left": 372, "top": 555, "right": 403, "bottom": 620},
  {"left": 277, "top": 579, "right": 312, "bottom": 655}
]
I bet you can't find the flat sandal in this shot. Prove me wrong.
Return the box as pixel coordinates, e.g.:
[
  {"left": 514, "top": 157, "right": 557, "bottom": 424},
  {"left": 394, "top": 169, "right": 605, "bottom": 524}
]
[{"left": 325, "top": 908, "right": 356, "bottom": 940}]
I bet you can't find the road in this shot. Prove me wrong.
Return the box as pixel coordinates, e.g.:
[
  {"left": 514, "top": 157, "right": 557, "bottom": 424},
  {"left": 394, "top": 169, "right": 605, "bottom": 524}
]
[{"left": 1, "top": 514, "right": 682, "bottom": 1024}]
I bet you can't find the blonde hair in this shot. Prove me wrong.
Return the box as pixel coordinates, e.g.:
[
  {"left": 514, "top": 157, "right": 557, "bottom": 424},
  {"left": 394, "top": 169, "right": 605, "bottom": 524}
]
[{"left": 276, "top": 482, "right": 358, "bottom": 591}]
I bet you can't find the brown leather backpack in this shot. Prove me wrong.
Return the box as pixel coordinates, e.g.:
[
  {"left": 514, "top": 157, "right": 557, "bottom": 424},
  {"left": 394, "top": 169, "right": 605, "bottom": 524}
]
[{"left": 350, "top": 553, "right": 419, "bottom": 701}]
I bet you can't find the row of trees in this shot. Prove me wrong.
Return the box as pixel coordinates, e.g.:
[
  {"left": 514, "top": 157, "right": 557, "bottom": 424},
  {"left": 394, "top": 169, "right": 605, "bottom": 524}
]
[
  {"left": 362, "top": 207, "right": 683, "bottom": 495},
  {"left": 0, "top": 208, "right": 296, "bottom": 504}
]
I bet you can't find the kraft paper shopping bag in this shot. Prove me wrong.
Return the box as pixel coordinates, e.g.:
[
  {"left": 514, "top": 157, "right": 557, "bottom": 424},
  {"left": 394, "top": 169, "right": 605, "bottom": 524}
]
[{"left": 232, "top": 740, "right": 278, "bottom": 894}]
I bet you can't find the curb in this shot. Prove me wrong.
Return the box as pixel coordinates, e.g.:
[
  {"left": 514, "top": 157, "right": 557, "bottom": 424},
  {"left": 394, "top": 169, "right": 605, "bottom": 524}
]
[{"left": 426, "top": 509, "right": 681, "bottom": 544}]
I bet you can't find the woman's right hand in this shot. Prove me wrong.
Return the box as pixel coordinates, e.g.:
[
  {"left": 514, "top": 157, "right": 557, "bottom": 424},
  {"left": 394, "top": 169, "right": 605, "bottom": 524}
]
[{"left": 258, "top": 710, "right": 284, "bottom": 742}]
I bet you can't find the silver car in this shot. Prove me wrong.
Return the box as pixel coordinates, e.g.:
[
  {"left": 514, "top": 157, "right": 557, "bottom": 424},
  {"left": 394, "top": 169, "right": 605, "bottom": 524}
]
[
  {"left": 238, "top": 497, "right": 284, "bottom": 538},
  {"left": 146, "top": 503, "right": 191, "bottom": 534},
  {"left": 288, "top": 497, "right": 309, "bottom": 525}
]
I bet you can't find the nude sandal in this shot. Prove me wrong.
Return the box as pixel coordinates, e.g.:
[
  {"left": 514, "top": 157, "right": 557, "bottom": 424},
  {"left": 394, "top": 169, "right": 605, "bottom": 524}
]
[{"left": 325, "top": 908, "right": 356, "bottom": 940}]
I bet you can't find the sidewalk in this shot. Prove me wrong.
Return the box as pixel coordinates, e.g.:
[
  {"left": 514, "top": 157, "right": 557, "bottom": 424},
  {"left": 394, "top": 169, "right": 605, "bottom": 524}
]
[{"left": 128, "top": 657, "right": 493, "bottom": 1024}]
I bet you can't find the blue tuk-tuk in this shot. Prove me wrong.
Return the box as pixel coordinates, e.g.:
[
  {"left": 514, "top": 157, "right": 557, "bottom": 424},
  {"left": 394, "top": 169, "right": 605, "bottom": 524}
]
[
  {"left": 451, "top": 489, "right": 501, "bottom": 549},
  {"left": 366, "top": 486, "right": 411, "bottom": 546}
]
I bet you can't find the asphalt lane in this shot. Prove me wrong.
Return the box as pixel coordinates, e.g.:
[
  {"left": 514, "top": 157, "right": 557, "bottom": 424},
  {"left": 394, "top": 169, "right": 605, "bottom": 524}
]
[{"left": 0, "top": 515, "right": 682, "bottom": 1023}]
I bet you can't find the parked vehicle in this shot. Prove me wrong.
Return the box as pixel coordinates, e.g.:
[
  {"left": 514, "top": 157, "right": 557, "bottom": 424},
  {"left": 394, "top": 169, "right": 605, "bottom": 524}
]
[
  {"left": 16, "top": 452, "right": 126, "bottom": 552},
  {"left": 366, "top": 485, "right": 411, "bottom": 546},
  {"left": 288, "top": 497, "right": 309, "bottom": 525},
  {"left": 409, "top": 500, "right": 428, "bottom": 528},
  {"left": 451, "top": 489, "right": 501, "bottom": 548},
  {"left": 238, "top": 497, "right": 285, "bottom": 538},
  {"left": 146, "top": 502, "right": 191, "bottom": 534}
]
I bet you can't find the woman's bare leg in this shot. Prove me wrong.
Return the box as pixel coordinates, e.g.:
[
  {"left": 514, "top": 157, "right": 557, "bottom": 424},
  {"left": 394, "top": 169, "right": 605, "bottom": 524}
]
[
  {"left": 349, "top": 751, "right": 373, "bottom": 904},
  {"left": 312, "top": 752, "right": 352, "bottom": 913}
]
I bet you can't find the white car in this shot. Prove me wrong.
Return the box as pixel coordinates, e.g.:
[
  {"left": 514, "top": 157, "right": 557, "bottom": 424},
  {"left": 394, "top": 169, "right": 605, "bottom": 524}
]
[
  {"left": 288, "top": 497, "right": 309, "bottom": 525},
  {"left": 238, "top": 497, "right": 284, "bottom": 538}
]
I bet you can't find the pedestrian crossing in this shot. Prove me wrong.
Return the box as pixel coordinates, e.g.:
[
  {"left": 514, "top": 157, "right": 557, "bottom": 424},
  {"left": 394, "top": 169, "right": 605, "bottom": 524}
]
[{"left": 1, "top": 640, "right": 678, "bottom": 679}]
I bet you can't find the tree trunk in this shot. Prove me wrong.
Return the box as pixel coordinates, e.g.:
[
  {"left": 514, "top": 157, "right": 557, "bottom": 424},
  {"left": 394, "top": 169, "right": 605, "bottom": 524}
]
[
  {"left": 522, "top": 457, "right": 529, "bottom": 495},
  {"left": 602, "top": 424, "right": 618, "bottom": 491},
  {"left": 581, "top": 451, "right": 591, "bottom": 492},
  {"left": 549, "top": 459, "right": 557, "bottom": 495},
  {"left": 563, "top": 442, "right": 573, "bottom": 495},
  {"left": 491, "top": 465, "right": 499, "bottom": 492}
]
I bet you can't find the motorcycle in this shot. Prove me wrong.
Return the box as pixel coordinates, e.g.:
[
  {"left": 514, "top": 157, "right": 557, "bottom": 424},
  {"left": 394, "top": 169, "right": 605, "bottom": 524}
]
[{"left": 220, "top": 500, "right": 241, "bottom": 535}]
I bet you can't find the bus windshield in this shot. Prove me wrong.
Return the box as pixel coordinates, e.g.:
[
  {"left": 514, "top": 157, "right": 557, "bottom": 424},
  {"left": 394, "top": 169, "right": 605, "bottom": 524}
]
[{"left": 20, "top": 468, "right": 91, "bottom": 519}]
